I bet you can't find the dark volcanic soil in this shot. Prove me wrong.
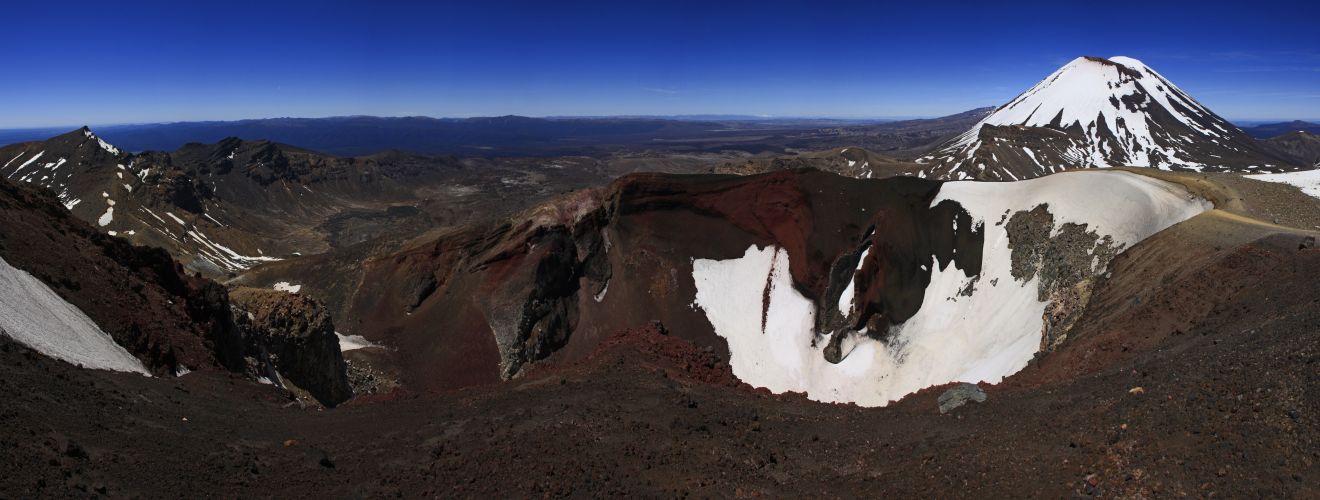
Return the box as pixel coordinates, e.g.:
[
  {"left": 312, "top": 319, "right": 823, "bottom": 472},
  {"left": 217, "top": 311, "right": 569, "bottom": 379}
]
[
  {"left": 4, "top": 160, "right": 1320, "bottom": 496},
  {"left": 1, "top": 225, "right": 1318, "bottom": 497}
]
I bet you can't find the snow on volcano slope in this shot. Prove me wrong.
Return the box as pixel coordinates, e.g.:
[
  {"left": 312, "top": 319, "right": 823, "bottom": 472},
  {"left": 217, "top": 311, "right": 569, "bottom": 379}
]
[
  {"left": 692, "top": 170, "right": 1208, "bottom": 406},
  {"left": 920, "top": 56, "right": 1295, "bottom": 180},
  {"left": 0, "top": 256, "right": 149, "bottom": 375},
  {"left": 948, "top": 56, "right": 1231, "bottom": 152},
  {"left": 1245, "top": 169, "right": 1320, "bottom": 200}
]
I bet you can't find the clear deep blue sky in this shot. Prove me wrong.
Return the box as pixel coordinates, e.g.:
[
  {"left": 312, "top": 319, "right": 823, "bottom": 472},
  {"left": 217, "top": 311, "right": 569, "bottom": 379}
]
[{"left": 2, "top": 0, "right": 1317, "bottom": 128}]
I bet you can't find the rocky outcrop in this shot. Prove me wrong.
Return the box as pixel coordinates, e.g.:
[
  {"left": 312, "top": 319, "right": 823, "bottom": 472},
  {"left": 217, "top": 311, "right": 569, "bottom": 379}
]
[
  {"left": 480, "top": 213, "right": 611, "bottom": 379},
  {"left": 139, "top": 166, "right": 213, "bottom": 214},
  {"left": 937, "top": 383, "right": 987, "bottom": 414},
  {"left": 230, "top": 287, "right": 352, "bottom": 407},
  {"left": 1004, "top": 204, "right": 1124, "bottom": 352}
]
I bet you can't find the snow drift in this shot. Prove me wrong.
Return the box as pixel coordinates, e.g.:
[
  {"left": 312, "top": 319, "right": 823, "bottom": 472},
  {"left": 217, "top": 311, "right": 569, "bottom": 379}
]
[
  {"left": 1245, "top": 169, "right": 1320, "bottom": 200},
  {"left": 692, "top": 170, "right": 1209, "bottom": 406},
  {"left": 0, "top": 256, "right": 149, "bottom": 374}
]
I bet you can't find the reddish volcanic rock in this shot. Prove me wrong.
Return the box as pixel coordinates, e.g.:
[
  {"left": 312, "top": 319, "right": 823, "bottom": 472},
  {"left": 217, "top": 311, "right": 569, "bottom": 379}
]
[
  {"left": 571, "top": 322, "right": 744, "bottom": 388},
  {"left": 343, "top": 169, "right": 983, "bottom": 393}
]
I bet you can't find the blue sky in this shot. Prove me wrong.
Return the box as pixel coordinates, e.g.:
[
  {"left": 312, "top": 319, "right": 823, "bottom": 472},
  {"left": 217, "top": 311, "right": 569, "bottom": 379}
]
[{"left": 1, "top": 0, "right": 1317, "bottom": 128}]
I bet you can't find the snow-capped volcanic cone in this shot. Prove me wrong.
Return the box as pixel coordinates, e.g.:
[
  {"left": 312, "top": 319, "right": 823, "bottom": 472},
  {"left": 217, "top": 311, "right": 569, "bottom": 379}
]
[{"left": 918, "top": 56, "right": 1303, "bottom": 180}]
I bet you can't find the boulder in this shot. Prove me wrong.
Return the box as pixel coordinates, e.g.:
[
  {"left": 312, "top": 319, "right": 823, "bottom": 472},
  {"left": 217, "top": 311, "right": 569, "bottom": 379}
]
[
  {"left": 938, "top": 383, "right": 987, "bottom": 414},
  {"left": 230, "top": 287, "right": 352, "bottom": 406}
]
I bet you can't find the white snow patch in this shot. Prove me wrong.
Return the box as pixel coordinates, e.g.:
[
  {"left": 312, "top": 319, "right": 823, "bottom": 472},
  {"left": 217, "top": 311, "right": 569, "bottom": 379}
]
[
  {"left": 694, "top": 246, "right": 823, "bottom": 398},
  {"left": 84, "top": 129, "right": 121, "bottom": 155},
  {"left": 336, "top": 332, "right": 383, "bottom": 352},
  {"left": 836, "top": 245, "right": 871, "bottom": 314},
  {"left": 1245, "top": 169, "right": 1320, "bottom": 200},
  {"left": 0, "top": 256, "right": 149, "bottom": 374},
  {"left": 691, "top": 170, "right": 1208, "bottom": 406},
  {"left": 97, "top": 206, "right": 114, "bottom": 226},
  {"left": 272, "top": 282, "right": 302, "bottom": 294}
]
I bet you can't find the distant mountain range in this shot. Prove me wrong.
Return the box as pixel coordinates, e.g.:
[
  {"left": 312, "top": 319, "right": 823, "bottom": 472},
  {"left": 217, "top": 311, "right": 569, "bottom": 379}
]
[
  {"left": 1242, "top": 120, "right": 1320, "bottom": 138},
  {"left": 1262, "top": 131, "right": 1320, "bottom": 166},
  {"left": 0, "top": 112, "right": 990, "bottom": 158},
  {"left": 547, "top": 114, "right": 901, "bottom": 123},
  {"left": 99, "top": 116, "right": 742, "bottom": 157},
  {"left": 3, "top": 115, "right": 1312, "bottom": 165}
]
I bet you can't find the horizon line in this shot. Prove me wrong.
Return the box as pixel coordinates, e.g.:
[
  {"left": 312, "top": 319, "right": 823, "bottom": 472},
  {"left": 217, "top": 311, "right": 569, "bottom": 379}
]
[
  {"left": 0, "top": 113, "right": 952, "bottom": 131},
  {"left": 3, "top": 110, "right": 1320, "bottom": 132}
]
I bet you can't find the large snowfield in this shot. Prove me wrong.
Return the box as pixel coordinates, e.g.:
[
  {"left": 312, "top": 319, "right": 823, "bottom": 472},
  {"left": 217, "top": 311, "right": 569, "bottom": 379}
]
[
  {"left": 692, "top": 170, "right": 1209, "bottom": 406},
  {"left": 0, "top": 256, "right": 149, "bottom": 375}
]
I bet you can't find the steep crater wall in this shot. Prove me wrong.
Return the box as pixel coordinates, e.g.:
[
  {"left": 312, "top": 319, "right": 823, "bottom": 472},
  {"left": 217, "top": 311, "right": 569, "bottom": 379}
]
[
  {"left": 343, "top": 169, "right": 1207, "bottom": 404},
  {"left": 347, "top": 170, "right": 979, "bottom": 393},
  {"left": 690, "top": 171, "right": 1208, "bottom": 405}
]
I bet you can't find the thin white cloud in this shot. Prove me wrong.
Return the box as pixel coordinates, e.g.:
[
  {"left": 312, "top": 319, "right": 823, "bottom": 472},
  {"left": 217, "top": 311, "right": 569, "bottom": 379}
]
[
  {"left": 1214, "top": 66, "right": 1320, "bottom": 73},
  {"left": 642, "top": 87, "right": 678, "bottom": 95}
]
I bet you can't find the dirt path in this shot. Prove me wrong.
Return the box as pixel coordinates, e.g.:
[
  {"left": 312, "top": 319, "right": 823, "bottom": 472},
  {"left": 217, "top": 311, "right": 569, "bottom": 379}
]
[{"left": 1120, "top": 167, "right": 1320, "bottom": 232}]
